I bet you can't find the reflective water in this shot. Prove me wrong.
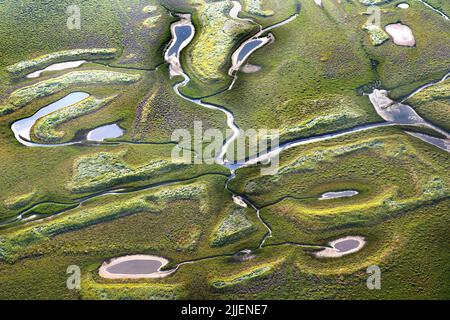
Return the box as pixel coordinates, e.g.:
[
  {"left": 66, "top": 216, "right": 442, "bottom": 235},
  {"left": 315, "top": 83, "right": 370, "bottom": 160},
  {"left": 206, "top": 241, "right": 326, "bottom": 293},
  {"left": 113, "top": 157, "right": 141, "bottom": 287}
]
[
  {"left": 11, "top": 92, "right": 89, "bottom": 146},
  {"left": 319, "top": 190, "right": 358, "bottom": 200},
  {"left": 106, "top": 259, "right": 163, "bottom": 275},
  {"left": 87, "top": 124, "right": 124, "bottom": 141},
  {"left": 167, "top": 25, "right": 193, "bottom": 58}
]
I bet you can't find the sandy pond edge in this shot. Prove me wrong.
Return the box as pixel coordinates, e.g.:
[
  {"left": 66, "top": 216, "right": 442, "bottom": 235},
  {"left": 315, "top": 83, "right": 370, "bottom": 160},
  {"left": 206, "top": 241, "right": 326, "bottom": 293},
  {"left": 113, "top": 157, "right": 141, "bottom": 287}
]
[{"left": 99, "top": 255, "right": 175, "bottom": 279}]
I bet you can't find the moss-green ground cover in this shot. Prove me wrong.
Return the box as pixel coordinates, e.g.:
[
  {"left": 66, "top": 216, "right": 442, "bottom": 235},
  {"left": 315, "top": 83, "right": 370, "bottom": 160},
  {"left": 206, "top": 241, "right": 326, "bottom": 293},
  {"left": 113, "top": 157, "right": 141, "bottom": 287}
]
[
  {"left": 406, "top": 79, "right": 450, "bottom": 131},
  {"left": 32, "top": 95, "right": 117, "bottom": 142},
  {"left": 204, "top": 0, "right": 380, "bottom": 143},
  {"left": 0, "top": 0, "right": 448, "bottom": 300}
]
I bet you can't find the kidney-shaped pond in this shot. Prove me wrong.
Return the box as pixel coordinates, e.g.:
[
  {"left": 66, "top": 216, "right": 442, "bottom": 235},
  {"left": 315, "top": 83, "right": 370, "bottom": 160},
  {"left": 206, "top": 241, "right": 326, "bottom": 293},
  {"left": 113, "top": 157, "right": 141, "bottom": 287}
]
[{"left": 87, "top": 124, "right": 124, "bottom": 142}]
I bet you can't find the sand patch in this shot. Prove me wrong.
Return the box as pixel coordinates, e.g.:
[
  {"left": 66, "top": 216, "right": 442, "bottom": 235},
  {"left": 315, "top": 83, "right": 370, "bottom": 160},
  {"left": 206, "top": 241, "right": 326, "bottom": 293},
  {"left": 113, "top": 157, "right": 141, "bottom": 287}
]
[{"left": 385, "top": 23, "right": 415, "bottom": 47}]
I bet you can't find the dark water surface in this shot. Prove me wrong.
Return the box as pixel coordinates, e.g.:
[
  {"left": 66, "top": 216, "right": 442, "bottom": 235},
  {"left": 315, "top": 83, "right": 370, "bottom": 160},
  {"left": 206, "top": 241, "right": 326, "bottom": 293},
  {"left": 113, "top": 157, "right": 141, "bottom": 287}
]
[
  {"left": 334, "top": 239, "right": 360, "bottom": 252},
  {"left": 106, "top": 259, "right": 163, "bottom": 275},
  {"left": 167, "top": 25, "right": 192, "bottom": 57},
  {"left": 237, "top": 39, "right": 263, "bottom": 62}
]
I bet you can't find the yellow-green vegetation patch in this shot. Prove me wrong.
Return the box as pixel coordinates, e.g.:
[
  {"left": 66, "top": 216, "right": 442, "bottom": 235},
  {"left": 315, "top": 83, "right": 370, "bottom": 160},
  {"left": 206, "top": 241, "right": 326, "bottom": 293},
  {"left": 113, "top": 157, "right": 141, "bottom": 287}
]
[
  {"left": 276, "top": 139, "right": 386, "bottom": 175},
  {"left": 0, "top": 198, "right": 154, "bottom": 262},
  {"left": 211, "top": 207, "right": 257, "bottom": 247},
  {"left": 243, "top": 0, "right": 274, "bottom": 17},
  {"left": 250, "top": 140, "right": 447, "bottom": 236},
  {"left": 67, "top": 151, "right": 187, "bottom": 193},
  {"left": 5, "top": 48, "right": 117, "bottom": 76},
  {"left": 82, "top": 272, "right": 181, "bottom": 300},
  {"left": 147, "top": 184, "right": 206, "bottom": 206},
  {"left": 204, "top": 0, "right": 377, "bottom": 141},
  {"left": 274, "top": 98, "right": 366, "bottom": 140},
  {"left": 3, "top": 190, "right": 36, "bottom": 210},
  {"left": 407, "top": 80, "right": 450, "bottom": 131},
  {"left": 143, "top": 15, "right": 162, "bottom": 28},
  {"left": 175, "top": 225, "right": 202, "bottom": 252},
  {"left": 0, "top": 70, "right": 140, "bottom": 115},
  {"left": 211, "top": 264, "right": 274, "bottom": 289},
  {"left": 22, "top": 202, "right": 78, "bottom": 217},
  {"left": 232, "top": 131, "right": 450, "bottom": 218},
  {"left": 33, "top": 95, "right": 116, "bottom": 142},
  {"left": 359, "top": 0, "right": 386, "bottom": 4},
  {"left": 142, "top": 5, "right": 158, "bottom": 14},
  {"left": 189, "top": 0, "right": 253, "bottom": 82},
  {"left": 142, "top": 4, "right": 162, "bottom": 29},
  {"left": 362, "top": 24, "right": 389, "bottom": 46},
  {"left": 0, "top": 181, "right": 210, "bottom": 262}
]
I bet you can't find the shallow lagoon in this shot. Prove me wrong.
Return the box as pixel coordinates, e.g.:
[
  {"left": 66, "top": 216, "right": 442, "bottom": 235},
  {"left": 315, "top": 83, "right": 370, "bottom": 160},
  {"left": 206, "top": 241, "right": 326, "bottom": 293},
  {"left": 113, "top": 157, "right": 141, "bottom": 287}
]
[
  {"left": 319, "top": 190, "right": 358, "bottom": 200},
  {"left": 11, "top": 92, "right": 89, "bottom": 145},
  {"left": 87, "top": 124, "right": 124, "bottom": 142}
]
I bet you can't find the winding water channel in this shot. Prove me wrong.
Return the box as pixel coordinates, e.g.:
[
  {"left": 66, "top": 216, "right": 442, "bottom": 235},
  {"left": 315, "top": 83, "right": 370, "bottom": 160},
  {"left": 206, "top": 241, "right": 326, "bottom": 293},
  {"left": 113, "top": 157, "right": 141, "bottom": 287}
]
[
  {"left": 4, "top": 5, "right": 450, "bottom": 278},
  {"left": 417, "top": 0, "right": 450, "bottom": 20}
]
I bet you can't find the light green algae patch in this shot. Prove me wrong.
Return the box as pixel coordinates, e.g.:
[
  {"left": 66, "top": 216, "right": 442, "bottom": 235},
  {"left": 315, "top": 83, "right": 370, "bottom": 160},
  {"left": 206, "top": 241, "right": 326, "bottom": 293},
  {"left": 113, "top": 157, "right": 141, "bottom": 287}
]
[
  {"left": 275, "top": 103, "right": 364, "bottom": 138},
  {"left": 82, "top": 273, "right": 180, "bottom": 300},
  {"left": 211, "top": 265, "right": 273, "bottom": 289},
  {"left": 244, "top": 0, "right": 274, "bottom": 17},
  {"left": 33, "top": 96, "right": 116, "bottom": 142},
  {"left": 147, "top": 184, "right": 206, "bottom": 202},
  {"left": 363, "top": 24, "right": 390, "bottom": 46},
  {"left": 211, "top": 208, "right": 257, "bottom": 247},
  {"left": 6, "top": 48, "right": 117, "bottom": 76},
  {"left": 409, "top": 81, "right": 450, "bottom": 103},
  {"left": 0, "top": 71, "right": 140, "bottom": 115},
  {"left": 67, "top": 151, "right": 186, "bottom": 193},
  {"left": 278, "top": 139, "right": 386, "bottom": 175},
  {"left": 142, "top": 5, "right": 158, "bottom": 14},
  {"left": 0, "top": 198, "right": 154, "bottom": 262},
  {"left": 3, "top": 190, "right": 36, "bottom": 210},
  {"left": 407, "top": 80, "right": 450, "bottom": 131},
  {"left": 359, "top": 0, "right": 386, "bottom": 4},
  {"left": 143, "top": 15, "right": 162, "bottom": 28},
  {"left": 189, "top": 0, "right": 253, "bottom": 82}
]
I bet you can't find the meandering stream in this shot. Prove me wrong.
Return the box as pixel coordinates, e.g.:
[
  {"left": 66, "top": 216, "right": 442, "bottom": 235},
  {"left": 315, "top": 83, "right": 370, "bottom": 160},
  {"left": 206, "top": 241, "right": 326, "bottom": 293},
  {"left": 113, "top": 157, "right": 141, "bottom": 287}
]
[{"left": 4, "top": 5, "right": 450, "bottom": 278}]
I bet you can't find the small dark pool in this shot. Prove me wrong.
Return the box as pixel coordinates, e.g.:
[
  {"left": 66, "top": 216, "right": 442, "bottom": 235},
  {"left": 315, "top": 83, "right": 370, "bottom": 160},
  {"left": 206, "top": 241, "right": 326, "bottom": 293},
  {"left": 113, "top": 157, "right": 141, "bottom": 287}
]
[
  {"left": 167, "top": 25, "right": 192, "bottom": 57},
  {"left": 106, "top": 259, "right": 163, "bottom": 275},
  {"left": 237, "top": 39, "right": 264, "bottom": 63},
  {"left": 334, "top": 239, "right": 360, "bottom": 252},
  {"left": 87, "top": 124, "right": 123, "bottom": 141}
]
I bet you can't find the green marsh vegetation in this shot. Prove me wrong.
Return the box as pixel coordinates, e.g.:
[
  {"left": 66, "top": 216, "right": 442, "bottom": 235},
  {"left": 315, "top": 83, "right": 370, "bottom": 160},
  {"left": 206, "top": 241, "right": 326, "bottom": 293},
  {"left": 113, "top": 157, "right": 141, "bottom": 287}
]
[
  {"left": 205, "top": 0, "right": 380, "bottom": 143},
  {"left": 229, "top": 127, "right": 449, "bottom": 209},
  {"left": 406, "top": 79, "right": 450, "bottom": 131},
  {"left": 0, "top": 0, "right": 448, "bottom": 300},
  {"left": 361, "top": 0, "right": 450, "bottom": 99}
]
